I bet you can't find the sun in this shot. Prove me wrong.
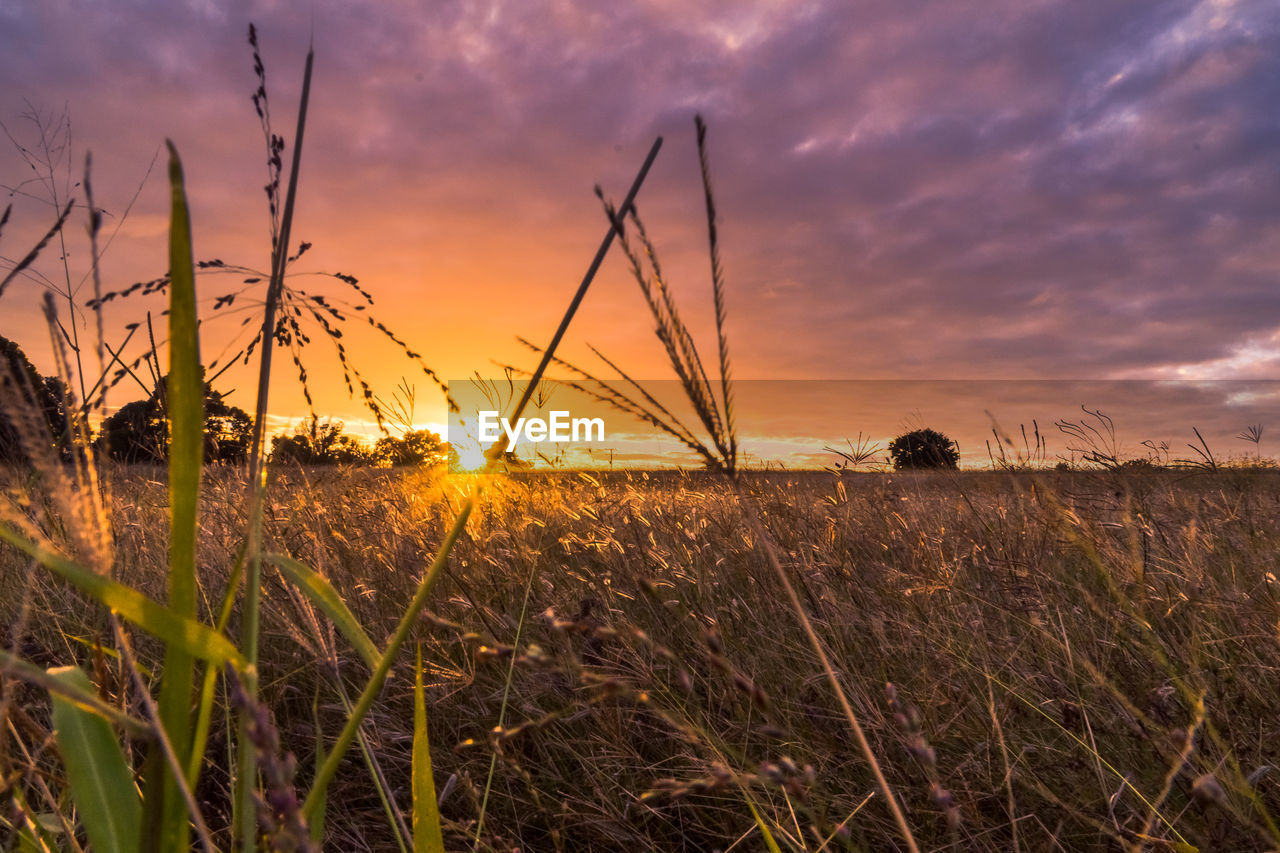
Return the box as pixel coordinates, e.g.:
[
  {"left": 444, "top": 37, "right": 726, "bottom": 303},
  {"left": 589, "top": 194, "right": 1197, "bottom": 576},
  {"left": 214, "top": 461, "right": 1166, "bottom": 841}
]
[{"left": 453, "top": 443, "right": 488, "bottom": 471}]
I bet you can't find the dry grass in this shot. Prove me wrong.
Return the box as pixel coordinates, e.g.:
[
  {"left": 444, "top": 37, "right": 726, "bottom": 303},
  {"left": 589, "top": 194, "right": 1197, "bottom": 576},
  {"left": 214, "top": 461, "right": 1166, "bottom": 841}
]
[{"left": 5, "top": 463, "right": 1279, "bottom": 850}]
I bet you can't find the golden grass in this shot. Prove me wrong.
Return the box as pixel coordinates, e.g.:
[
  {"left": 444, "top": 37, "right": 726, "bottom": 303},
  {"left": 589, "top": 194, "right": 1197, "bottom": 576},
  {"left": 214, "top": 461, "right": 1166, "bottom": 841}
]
[{"left": 5, "top": 464, "right": 1279, "bottom": 850}]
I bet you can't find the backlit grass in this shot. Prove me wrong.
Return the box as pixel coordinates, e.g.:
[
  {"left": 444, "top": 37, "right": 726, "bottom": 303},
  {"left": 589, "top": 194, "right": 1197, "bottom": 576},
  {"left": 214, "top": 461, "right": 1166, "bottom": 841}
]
[{"left": 5, "top": 464, "right": 1278, "bottom": 850}]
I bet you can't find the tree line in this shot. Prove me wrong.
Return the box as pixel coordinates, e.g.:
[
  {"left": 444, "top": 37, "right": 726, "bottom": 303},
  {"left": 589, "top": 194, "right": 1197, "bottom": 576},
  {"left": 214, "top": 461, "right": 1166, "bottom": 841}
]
[
  {"left": 1, "top": 336, "right": 445, "bottom": 468},
  {"left": 5, "top": 335, "right": 967, "bottom": 471}
]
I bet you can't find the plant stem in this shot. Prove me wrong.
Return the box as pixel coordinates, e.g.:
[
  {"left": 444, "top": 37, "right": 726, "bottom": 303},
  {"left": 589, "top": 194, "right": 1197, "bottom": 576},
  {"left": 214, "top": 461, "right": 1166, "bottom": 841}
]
[
  {"left": 237, "top": 42, "right": 314, "bottom": 852},
  {"left": 494, "top": 137, "right": 662, "bottom": 449}
]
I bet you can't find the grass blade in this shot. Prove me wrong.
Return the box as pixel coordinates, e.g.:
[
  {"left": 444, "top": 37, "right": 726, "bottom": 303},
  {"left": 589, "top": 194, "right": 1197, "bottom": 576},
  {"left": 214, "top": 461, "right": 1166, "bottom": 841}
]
[
  {"left": 186, "top": 541, "right": 247, "bottom": 785},
  {"left": 0, "top": 200, "right": 73, "bottom": 300},
  {"left": 0, "top": 526, "right": 245, "bottom": 669},
  {"left": 48, "top": 666, "right": 141, "bottom": 853},
  {"left": 142, "top": 137, "right": 205, "bottom": 853},
  {"left": 694, "top": 115, "right": 736, "bottom": 470},
  {"left": 493, "top": 136, "right": 663, "bottom": 454},
  {"left": 742, "top": 796, "right": 783, "bottom": 853},
  {"left": 412, "top": 645, "right": 444, "bottom": 853},
  {"left": 0, "top": 649, "right": 149, "bottom": 738},
  {"left": 266, "top": 553, "right": 379, "bottom": 669}
]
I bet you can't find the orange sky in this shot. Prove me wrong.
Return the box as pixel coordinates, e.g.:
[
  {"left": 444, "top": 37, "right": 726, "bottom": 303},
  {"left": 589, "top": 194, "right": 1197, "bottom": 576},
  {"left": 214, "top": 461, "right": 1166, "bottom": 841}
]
[{"left": 2, "top": 1, "right": 1279, "bottom": 464}]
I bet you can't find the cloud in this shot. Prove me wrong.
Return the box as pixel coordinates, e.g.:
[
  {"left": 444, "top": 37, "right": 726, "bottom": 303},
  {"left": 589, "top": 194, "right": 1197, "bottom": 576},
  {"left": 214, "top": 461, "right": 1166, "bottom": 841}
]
[{"left": 1, "top": 0, "right": 1277, "bottom": 430}]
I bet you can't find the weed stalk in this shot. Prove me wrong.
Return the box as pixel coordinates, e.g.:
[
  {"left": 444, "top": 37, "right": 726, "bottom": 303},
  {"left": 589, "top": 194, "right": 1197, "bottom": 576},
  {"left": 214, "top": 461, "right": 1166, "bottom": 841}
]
[{"left": 237, "top": 35, "right": 314, "bottom": 850}]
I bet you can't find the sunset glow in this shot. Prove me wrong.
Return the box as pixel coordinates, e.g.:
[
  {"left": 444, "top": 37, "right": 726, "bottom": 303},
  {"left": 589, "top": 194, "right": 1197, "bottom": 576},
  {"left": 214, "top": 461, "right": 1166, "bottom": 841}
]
[{"left": 1, "top": 1, "right": 1277, "bottom": 464}]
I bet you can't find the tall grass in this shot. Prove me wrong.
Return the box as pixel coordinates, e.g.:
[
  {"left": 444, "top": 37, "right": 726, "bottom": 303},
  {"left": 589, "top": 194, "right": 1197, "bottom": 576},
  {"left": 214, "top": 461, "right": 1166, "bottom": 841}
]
[
  {"left": 8, "top": 465, "right": 1280, "bottom": 849},
  {"left": 296, "top": 132, "right": 665, "bottom": 828},
  {"left": 236, "top": 28, "right": 315, "bottom": 850},
  {"left": 142, "top": 139, "right": 204, "bottom": 853},
  {"left": 524, "top": 115, "right": 922, "bottom": 849}
]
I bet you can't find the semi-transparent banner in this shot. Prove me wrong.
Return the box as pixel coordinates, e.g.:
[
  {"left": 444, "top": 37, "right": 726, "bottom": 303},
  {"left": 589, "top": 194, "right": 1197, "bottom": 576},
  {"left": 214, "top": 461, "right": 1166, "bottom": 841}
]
[{"left": 446, "top": 378, "right": 1280, "bottom": 471}]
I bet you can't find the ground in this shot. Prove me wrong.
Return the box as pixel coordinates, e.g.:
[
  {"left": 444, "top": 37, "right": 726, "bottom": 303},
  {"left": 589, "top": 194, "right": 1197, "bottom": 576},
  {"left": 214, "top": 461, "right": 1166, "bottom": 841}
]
[{"left": 4, "top": 465, "right": 1280, "bottom": 850}]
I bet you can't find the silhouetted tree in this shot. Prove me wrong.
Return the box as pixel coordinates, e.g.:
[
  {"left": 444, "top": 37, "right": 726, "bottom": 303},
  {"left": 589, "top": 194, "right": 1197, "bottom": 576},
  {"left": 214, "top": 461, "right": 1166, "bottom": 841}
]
[
  {"left": 98, "top": 396, "right": 166, "bottom": 463},
  {"left": 269, "top": 416, "right": 371, "bottom": 466},
  {"left": 97, "top": 382, "right": 253, "bottom": 463},
  {"left": 203, "top": 391, "right": 253, "bottom": 462},
  {"left": 888, "top": 427, "right": 959, "bottom": 470},
  {"left": 373, "top": 428, "right": 445, "bottom": 467},
  {"left": 0, "top": 335, "right": 70, "bottom": 464}
]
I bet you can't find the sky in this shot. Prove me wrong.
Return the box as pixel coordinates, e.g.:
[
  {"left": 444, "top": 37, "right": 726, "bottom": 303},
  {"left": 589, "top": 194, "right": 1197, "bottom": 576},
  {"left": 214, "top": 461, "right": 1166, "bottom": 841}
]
[{"left": 1, "top": 0, "right": 1279, "bottom": 464}]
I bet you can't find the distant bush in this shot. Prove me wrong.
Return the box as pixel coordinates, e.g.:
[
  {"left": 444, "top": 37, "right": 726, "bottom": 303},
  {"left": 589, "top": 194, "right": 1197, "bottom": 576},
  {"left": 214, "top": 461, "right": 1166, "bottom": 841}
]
[
  {"left": 0, "top": 335, "right": 69, "bottom": 464},
  {"left": 97, "top": 397, "right": 166, "bottom": 463},
  {"left": 373, "top": 428, "right": 445, "bottom": 467},
  {"left": 888, "top": 427, "right": 959, "bottom": 470},
  {"left": 269, "top": 416, "right": 371, "bottom": 466},
  {"left": 97, "top": 383, "right": 252, "bottom": 463}
]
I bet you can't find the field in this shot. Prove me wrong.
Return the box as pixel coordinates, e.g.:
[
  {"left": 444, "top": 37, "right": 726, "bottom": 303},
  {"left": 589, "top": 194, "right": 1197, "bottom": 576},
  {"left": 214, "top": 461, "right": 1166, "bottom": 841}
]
[{"left": 5, "top": 464, "right": 1280, "bottom": 851}]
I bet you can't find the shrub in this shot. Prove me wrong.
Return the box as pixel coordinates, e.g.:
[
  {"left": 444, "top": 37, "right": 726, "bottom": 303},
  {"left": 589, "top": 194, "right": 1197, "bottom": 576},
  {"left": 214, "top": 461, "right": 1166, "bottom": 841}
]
[
  {"left": 888, "top": 427, "right": 959, "bottom": 470},
  {"left": 373, "top": 428, "right": 445, "bottom": 467},
  {"left": 0, "top": 335, "right": 69, "bottom": 463},
  {"left": 97, "top": 397, "right": 166, "bottom": 463},
  {"left": 269, "top": 416, "right": 371, "bottom": 466},
  {"left": 97, "top": 382, "right": 252, "bottom": 463}
]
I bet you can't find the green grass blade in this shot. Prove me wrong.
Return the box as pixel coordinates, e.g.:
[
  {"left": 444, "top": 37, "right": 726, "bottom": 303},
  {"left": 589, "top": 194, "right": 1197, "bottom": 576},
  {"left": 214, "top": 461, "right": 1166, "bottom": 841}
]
[
  {"left": 0, "top": 648, "right": 149, "bottom": 738},
  {"left": 266, "top": 553, "right": 379, "bottom": 669},
  {"left": 743, "top": 796, "right": 783, "bottom": 853},
  {"left": 238, "top": 42, "right": 315, "bottom": 851},
  {"left": 413, "top": 645, "right": 444, "bottom": 853},
  {"left": 144, "top": 139, "right": 205, "bottom": 853},
  {"left": 48, "top": 666, "right": 141, "bottom": 853},
  {"left": 0, "top": 526, "right": 245, "bottom": 669},
  {"left": 186, "top": 668, "right": 218, "bottom": 786},
  {"left": 186, "top": 540, "right": 247, "bottom": 786}
]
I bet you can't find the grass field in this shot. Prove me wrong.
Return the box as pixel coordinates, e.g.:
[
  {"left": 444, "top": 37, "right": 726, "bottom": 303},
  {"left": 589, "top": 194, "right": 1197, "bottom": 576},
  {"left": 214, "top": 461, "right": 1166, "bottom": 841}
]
[{"left": 5, "top": 464, "right": 1279, "bottom": 850}]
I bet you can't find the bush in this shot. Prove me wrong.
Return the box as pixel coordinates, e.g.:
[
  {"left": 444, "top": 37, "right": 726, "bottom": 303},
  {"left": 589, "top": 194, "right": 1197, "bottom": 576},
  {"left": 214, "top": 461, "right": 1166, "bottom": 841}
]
[
  {"left": 98, "top": 397, "right": 167, "bottom": 463},
  {"left": 97, "top": 383, "right": 252, "bottom": 463},
  {"left": 269, "top": 416, "right": 371, "bottom": 466},
  {"left": 888, "top": 427, "right": 959, "bottom": 470},
  {"left": 373, "top": 428, "right": 445, "bottom": 467},
  {"left": 0, "top": 335, "right": 69, "bottom": 464}
]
